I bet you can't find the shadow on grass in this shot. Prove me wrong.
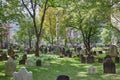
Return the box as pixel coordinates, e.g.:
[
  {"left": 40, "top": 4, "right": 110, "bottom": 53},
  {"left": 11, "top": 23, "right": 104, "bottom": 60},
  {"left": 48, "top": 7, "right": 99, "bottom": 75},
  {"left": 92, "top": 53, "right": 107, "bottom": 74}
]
[{"left": 0, "top": 57, "right": 120, "bottom": 80}]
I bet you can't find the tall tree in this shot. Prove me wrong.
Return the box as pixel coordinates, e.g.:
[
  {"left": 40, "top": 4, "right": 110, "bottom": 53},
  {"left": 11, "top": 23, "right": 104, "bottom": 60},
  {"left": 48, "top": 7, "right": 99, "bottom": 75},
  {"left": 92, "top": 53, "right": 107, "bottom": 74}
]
[{"left": 21, "top": 0, "right": 49, "bottom": 56}]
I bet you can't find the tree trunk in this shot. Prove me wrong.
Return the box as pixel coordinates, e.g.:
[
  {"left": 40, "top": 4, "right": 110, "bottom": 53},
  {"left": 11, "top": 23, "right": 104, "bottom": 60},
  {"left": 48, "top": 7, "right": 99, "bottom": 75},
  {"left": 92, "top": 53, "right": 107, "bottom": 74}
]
[
  {"left": 28, "top": 30, "right": 32, "bottom": 49},
  {"left": 35, "top": 36, "right": 40, "bottom": 56}
]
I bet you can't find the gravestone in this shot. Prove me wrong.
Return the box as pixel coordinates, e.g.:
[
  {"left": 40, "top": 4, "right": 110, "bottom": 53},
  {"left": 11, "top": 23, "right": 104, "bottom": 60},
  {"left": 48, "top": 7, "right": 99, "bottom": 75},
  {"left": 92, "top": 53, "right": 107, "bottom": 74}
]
[
  {"left": 19, "top": 59, "right": 26, "bottom": 65},
  {"left": 108, "top": 36, "right": 118, "bottom": 57},
  {"left": 87, "top": 65, "right": 96, "bottom": 74},
  {"left": 98, "top": 58, "right": 103, "bottom": 63},
  {"left": 8, "top": 46, "right": 15, "bottom": 59},
  {"left": 44, "top": 61, "right": 50, "bottom": 66},
  {"left": 26, "top": 60, "right": 35, "bottom": 66},
  {"left": 104, "top": 55, "right": 111, "bottom": 60},
  {"left": 65, "top": 49, "right": 72, "bottom": 57},
  {"left": 98, "top": 51, "right": 102, "bottom": 54},
  {"left": 103, "top": 58, "right": 116, "bottom": 74},
  {"left": 5, "top": 57, "right": 16, "bottom": 76},
  {"left": 93, "top": 51, "right": 96, "bottom": 55},
  {"left": 109, "top": 45, "right": 118, "bottom": 57},
  {"left": 80, "top": 54, "right": 86, "bottom": 63},
  {"left": 56, "top": 75, "right": 70, "bottom": 80},
  {"left": 22, "top": 54, "right": 27, "bottom": 60},
  {"left": 19, "top": 54, "right": 27, "bottom": 65},
  {"left": 36, "top": 59, "right": 41, "bottom": 66},
  {"left": 13, "top": 67, "right": 32, "bottom": 80},
  {"left": 87, "top": 55, "right": 94, "bottom": 63},
  {"left": 115, "top": 56, "right": 119, "bottom": 63},
  {"left": 0, "top": 53, "right": 8, "bottom": 60}
]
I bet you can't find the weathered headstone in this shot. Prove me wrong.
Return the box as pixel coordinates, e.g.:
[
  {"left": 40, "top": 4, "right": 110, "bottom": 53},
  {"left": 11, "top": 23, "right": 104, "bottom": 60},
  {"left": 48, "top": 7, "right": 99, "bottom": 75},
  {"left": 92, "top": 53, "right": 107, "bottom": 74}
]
[
  {"left": 87, "top": 65, "right": 96, "bottom": 74},
  {"left": 109, "top": 45, "right": 118, "bottom": 57},
  {"left": 56, "top": 75, "right": 70, "bottom": 80},
  {"left": 87, "top": 55, "right": 94, "bottom": 63},
  {"left": 5, "top": 57, "right": 16, "bottom": 76},
  {"left": 44, "top": 61, "right": 50, "bottom": 66},
  {"left": 80, "top": 54, "right": 86, "bottom": 63},
  {"left": 36, "top": 59, "right": 41, "bottom": 66},
  {"left": 103, "top": 58, "right": 116, "bottom": 74},
  {"left": 108, "top": 36, "right": 118, "bottom": 57},
  {"left": 13, "top": 67, "right": 32, "bottom": 80},
  {"left": 26, "top": 60, "right": 35, "bottom": 66}
]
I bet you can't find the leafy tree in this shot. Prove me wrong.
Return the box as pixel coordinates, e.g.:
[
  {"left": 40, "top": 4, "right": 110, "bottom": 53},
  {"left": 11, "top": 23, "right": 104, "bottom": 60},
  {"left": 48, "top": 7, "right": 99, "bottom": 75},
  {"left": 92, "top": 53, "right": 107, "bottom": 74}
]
[
  {"left": 13, "top": 17, "right": 35, "bottom": 49},
  {"left": 21, "top": 0, "right": 49, "bottom": 56}
]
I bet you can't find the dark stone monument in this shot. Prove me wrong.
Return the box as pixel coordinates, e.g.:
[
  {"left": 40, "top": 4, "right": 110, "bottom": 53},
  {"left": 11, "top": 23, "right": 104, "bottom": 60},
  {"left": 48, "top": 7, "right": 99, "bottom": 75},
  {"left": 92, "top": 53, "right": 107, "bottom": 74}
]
[
  {"left": 22, "top": 54, "right": 27, "bottom": 60},
  {"left": 19, "top": 59, "right": 26, "bottom": 65},
  {"left": 56, "top": 75, "right": 70, "bottom": 80},
  {"left": 19, "top": 54, "right": 27, "bottom": 65},
  {"left": 36, "top": 59, "right": 41, "bottom": 66},
  {"left": 0, "top": 53, "right": 8, "bottom": 61},
  {"left": 93, "top": 51, "right": 96, "bottom": 55},
  {"left": 104, "top": 55, "right": 111, "bottom": 60},
  {"left": 103, "top": 58, "right": 116, "bottom": 74},
  {"left": 87, "top": 55, "right": 94, "bottom": 63},
  {"left": 98, "top": 58, "right": 103, "bottom": 63},
  {"left": 80, "top": 54, "right": 86, "bottom": 63},
  {"left": 8, "top": 46, "right": 15, "bottom": 59},
  {"left": 98, "top": 51, "right": 102, "bottom": 54},
  {"left": 66, "top": 50, "right": 72, "bottom": 57},
  {"left": 115, "top": 56, "right": 119, "bottom": 63}
]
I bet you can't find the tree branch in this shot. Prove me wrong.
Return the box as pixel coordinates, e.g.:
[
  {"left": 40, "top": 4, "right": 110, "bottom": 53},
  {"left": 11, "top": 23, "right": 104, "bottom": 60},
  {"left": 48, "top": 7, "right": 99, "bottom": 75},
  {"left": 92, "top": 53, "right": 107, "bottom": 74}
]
[
  {"left": 38, "top": 0, "right": 48, "bottom": 36},
  {"left": 21, "top": 0, "right": 33, "bottom": 18}
]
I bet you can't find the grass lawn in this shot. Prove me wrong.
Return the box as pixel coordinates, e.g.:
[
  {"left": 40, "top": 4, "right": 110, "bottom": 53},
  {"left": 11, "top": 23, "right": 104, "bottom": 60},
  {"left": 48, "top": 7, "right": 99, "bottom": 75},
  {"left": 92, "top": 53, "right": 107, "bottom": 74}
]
[{"left": 0, "top": 54, "right": 120, "bottom": 80}]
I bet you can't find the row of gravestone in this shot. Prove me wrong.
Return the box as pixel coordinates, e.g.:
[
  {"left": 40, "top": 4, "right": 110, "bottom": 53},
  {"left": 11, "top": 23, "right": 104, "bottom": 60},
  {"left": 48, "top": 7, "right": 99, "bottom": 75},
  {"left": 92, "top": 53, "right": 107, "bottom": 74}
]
[
  {"left": 4, "top": 57, "right": 68, "bottom": 80},
  {"left": 80, "top": 54, "right": 120, "bottom": 63},
  {"left": 14, "top": 67, "right": 70, "bottom": 80},
  {"left": 5, "top": 56, "right": 116, "bottom": 77},
  {"left": 4, "top": 57, "right": 96, "bottom": 80}
]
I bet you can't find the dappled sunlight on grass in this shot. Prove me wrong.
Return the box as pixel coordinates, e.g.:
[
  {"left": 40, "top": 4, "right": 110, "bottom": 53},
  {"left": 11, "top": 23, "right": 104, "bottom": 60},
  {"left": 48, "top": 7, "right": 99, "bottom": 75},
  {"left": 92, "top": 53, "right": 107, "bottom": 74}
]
[
  {"left": 77, "top": 72, "right": 88, "bottom": 77},
  {"left": 0, "top": 54, "right": 120, "bottom": 80}
]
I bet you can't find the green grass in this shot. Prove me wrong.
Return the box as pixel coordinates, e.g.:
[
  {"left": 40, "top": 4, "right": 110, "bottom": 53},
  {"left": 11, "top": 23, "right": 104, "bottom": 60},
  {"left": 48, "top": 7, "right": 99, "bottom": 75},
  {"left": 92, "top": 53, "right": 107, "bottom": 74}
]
[{"left": 0, "top": 55, "right": 120, "bottom": 80}]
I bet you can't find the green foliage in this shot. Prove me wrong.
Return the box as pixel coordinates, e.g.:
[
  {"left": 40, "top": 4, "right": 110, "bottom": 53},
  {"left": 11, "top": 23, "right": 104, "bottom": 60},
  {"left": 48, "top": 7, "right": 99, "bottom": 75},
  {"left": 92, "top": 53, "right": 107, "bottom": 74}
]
[{"left": 101, "top": 28, "right": 111, "bottom": 44}]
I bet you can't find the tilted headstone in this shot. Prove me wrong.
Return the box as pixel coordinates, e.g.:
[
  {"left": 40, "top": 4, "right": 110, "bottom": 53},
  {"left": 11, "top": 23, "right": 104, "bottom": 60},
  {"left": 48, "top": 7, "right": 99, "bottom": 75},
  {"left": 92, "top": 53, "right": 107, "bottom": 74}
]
[
  {"left": 5, "top": 57, "right": 16, "bottom": 76},
  {"left": 87, "top": 65, "right": 96, "bottom": 74},
  {"left": 103, "top": 58, "right": 116, "bottom": 74},
  {"left": 56, "top": 75, "right": 70, "bottom": 80},
  {"left": 13, "top": 67, "right": 32, "bottom": 80}
]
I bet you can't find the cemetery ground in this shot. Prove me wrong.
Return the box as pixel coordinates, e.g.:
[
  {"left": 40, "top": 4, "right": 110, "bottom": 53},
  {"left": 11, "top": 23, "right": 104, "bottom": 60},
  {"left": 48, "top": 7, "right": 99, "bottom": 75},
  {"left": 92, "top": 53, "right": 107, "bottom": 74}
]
[{"left": 0, "top": 52, "right": 120, "bottom": 80}]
